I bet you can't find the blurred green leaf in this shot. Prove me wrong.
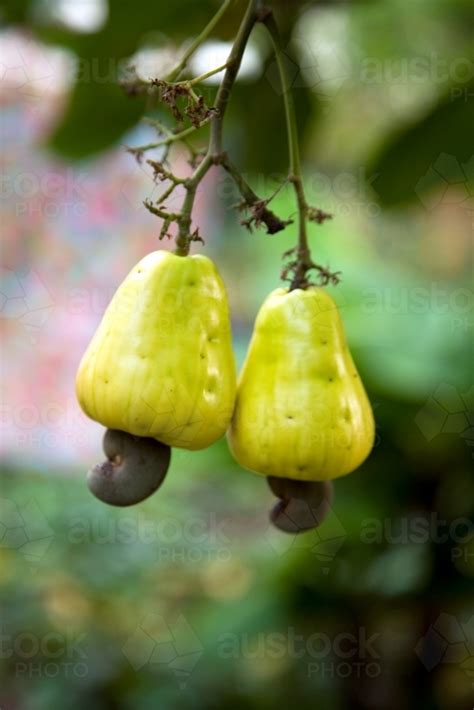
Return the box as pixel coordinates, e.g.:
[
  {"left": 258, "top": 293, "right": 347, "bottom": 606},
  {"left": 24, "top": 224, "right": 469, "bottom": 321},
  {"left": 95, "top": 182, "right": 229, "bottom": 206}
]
[
  {"left": 47, "top": 78, "right": 146, "bottom": 158},
  {"left": 369, "top": 82, "right": 474, "bottom": 206},
  {"left": 0, "top": 0, "right": 30, "bottom": 23},
  {"left": 227, "top": 76, "right": 313, "bottom": 174}
]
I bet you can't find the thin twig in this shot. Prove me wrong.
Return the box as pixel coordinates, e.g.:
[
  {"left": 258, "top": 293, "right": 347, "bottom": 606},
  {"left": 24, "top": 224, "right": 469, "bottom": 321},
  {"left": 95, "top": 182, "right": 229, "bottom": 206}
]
[
  {"left": 174, "top": 63, "right": 229, "bottom": 88},
  {"left": 175, "top": 0, "right": 261, "bottom": 253},
  {"left": 218, "top": 153, "right": 291, "bottom": 234},
  {"left": 166, "top": 0, "right": 235, "bottom": 82},
  {"left": 127, "top": 119, "right": 211, "bottom": 157},
  {"left": 262, "top": 11, "right": 337, "bottom": 289}
]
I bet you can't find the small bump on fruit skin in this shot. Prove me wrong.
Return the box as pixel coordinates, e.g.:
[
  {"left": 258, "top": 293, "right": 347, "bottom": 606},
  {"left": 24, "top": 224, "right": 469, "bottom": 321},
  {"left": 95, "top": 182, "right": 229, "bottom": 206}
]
[
  {"left": 228, "top": 287, "right": 375, "bottom": 481},
  {"left": 87, "top": 429, "right": 171, "bottom": 507}
]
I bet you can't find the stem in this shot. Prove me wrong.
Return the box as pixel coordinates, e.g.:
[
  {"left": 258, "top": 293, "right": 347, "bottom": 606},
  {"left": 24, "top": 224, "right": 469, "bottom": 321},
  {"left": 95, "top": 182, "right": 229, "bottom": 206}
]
[
  {"left": 128, "top": 120, "right": 211, "bottom": 155},
  {"left": 219, "top": 155, "right": 260, "bottom": 204},
  {"left": 176, "top": 0, "right": 260, "bottom": 254},
  {"left": 262, "top": 12, "right": 311, "bottom": 289},
  {"left": 136, "top": 2, "right": 294, "bottom": 252},
  {"left": 175, "top": 154, "right": 213, "bottom": 255},
  {"left": 209, "top": 0, "right": 259, "bottom": 155},
  {"left": 218, "top": 154, "right": 290, "bottom": 234},
  {"left": 166, "top": 0, "right": 235, "bottom": 82},
  {"left": 143, "top": 117, "right": 173, "bottom": 135},
  {"left": 177, "top": 63, "right": 229, "bottom": 87}
]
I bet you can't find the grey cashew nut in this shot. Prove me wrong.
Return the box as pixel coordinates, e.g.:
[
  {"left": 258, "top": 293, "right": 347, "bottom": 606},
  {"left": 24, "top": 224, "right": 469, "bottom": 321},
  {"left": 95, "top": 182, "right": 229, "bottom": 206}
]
[
  {"left": 267, "top": 476, "right": 334, "bottom": 533},
  {"left": 87, "top": 429, "right": 171, "bottom": 507}
]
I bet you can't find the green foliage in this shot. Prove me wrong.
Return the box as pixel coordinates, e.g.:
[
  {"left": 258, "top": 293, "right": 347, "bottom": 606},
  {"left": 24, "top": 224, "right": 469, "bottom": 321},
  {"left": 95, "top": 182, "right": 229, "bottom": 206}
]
[
  {"left": 369, "top": 83, "right": 474, "bottom": 206},
  {"left": 48, "top": 77, "right": 146, "bottom": 158}
]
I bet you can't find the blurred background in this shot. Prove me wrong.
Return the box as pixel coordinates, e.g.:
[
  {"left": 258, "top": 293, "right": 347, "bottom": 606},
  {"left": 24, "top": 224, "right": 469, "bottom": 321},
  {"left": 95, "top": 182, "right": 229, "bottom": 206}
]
[{"left": 0, "top": 0, "right": 473, "bottom": 708}]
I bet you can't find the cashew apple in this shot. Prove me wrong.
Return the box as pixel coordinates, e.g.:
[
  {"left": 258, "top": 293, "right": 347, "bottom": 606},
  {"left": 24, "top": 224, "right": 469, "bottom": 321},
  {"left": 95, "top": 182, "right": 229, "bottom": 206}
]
[
  {"left": 228, "top": 287, "right": 374, "bottom": 480},
  {"left": 76, "top": 251, "right": 236, "bottom": 450}
]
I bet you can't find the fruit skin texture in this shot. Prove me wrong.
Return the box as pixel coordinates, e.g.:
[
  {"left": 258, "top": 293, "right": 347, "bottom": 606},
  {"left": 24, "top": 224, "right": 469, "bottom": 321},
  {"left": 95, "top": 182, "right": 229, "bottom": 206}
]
[
  {"left": 76, "top": 251, "right": 236, "bottom": 450},
  {"left": 228, "top": 287, "right": 374, "bottom": 481}
]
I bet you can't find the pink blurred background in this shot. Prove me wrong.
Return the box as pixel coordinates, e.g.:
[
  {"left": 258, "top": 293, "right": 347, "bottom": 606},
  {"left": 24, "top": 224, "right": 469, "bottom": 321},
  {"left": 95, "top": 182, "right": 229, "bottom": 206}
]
[{"left": 0, "top": 32, "right": 219, "bottom": 468}]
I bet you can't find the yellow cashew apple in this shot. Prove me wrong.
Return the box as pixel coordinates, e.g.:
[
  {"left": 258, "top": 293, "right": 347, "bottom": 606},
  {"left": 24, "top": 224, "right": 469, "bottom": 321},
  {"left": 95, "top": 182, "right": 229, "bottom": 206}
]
[
  {"left": 228, "top": 287, "right": 374, "bottom": 480},
  {"left": 76, "top": 250, "right": 236, "bottom": 450}
]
